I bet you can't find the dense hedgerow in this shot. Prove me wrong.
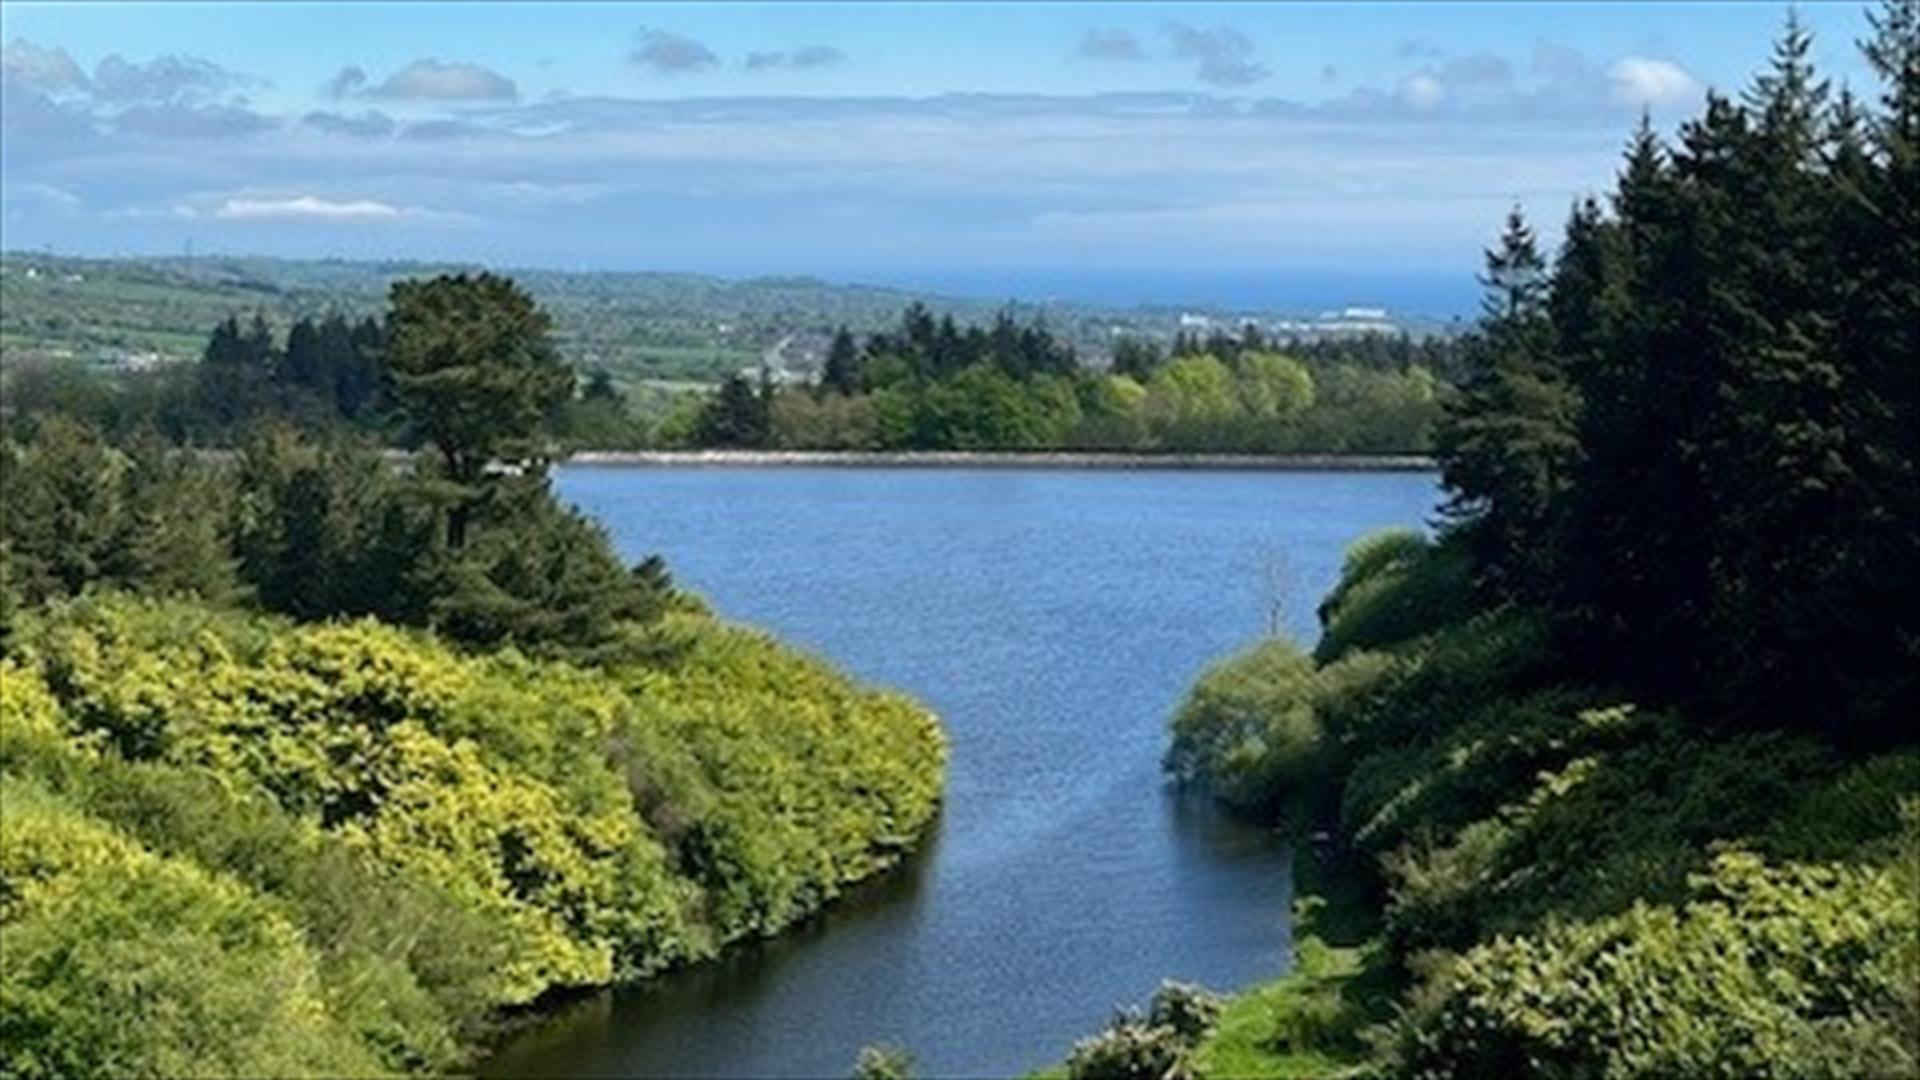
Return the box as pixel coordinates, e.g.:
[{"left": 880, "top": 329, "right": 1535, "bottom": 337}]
[{"left": 0, "top": 593, "right": 945, "bottom": 1076}]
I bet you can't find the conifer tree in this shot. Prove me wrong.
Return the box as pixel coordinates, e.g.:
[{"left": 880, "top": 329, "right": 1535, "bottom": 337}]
[
  {"left": 383, "top": 273, "right": 573, "bottom": 549},
  {"left": 1433, "top": 207, "right": 1581, "bottom": 597},
  {"left": 823, "top": 325, "right": 863, "bottom": 395}
]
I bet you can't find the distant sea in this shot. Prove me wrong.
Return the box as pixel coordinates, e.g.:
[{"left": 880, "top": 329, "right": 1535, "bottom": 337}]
[{"left": 867, "top": 267, "right": 1479, "bottom": 319}]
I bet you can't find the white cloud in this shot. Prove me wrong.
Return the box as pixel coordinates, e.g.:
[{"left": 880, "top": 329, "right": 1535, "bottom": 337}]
[
  {"left": 1399, "top": 74, "right": 1445, "bottom": 111},
  {"left": 1607, "top": 57, "right": 1699, "bottom": 107},
  {"left": 5, "top": 181, "right": 83, "bottom": 212},
  {"left": 369, "top": 59, "right": 517, "bottom": 101},
  {"left": 213, "top": 195, "right": 405, "bottom": 222},
  {"left": 2, "top": 39, "right": 90, "bottom": 95}
]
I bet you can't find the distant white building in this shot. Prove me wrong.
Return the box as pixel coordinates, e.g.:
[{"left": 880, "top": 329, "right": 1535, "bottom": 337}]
[{"left": 113, "top": 350, "right": 172, "bottom": 372}]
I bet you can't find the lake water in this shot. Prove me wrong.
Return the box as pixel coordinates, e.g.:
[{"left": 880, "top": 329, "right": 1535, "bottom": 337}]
[{"left": 483, "top": 467, "right": 1441, "bottom": 1079}]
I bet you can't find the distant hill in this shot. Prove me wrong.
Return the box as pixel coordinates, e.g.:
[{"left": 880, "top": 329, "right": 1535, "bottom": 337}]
[{"left": 0, "top": 251, "right": 1452, "bottom": 385}]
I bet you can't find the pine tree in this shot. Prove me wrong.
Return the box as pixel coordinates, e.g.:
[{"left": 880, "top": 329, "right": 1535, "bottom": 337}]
[
  {"left": 1433, "top": 207, "right": 1581, "bottom": 598},
  {"left": 383, "top": 273, "right": 573, "bottom": 549},
  {"left": 823, "top": 326, "right": 862, "bottom": 395},
  {"left": 339, "top": 316, "right": 386, "bottom": 419},
  {"left": 112, "top": 431, "right": 239, "bottom": 604},
  {"left": 697, "top": 374, "right": 770, "bottom": 447},
  {"left": 0, "top": 416, "right": 124, "bottom": 602}
]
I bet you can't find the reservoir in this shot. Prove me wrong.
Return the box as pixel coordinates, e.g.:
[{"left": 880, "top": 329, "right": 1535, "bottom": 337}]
[{"left": 483, "top": 466, "right": 1441, "bottom": 1078}]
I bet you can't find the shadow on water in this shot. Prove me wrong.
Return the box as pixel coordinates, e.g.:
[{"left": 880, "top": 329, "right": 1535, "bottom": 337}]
[
  {"left": 483, "top": 822, "right": 947, "bottom": 1079},
  {"left": 484, "top": 793, "right": 1294, "bottom": 1080}
]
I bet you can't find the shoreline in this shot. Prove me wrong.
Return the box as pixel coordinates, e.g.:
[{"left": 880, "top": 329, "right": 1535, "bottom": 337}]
[{"left": 562, "top": 450, "right": 1436, "bottom": 472}]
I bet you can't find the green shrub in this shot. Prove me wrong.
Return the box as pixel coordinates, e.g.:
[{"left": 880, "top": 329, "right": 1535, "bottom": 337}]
[
  {"left": 1314, "top": 530, "right": 1471, "bottom": 663},
  {"left": 1147, "top": 981, "right": 1223, "bottom": 1045},
  {"left": 1166, "top": 638, "right": 1321, "bottom": 814},
  {"left": 1342, "top": 696, "right": 1637, "bottom": 855},
  {"left": 1386, "top": 845, "right": 1920, "bottom": 1079},
  {"left": 1065, "top": 1015, "right": 1194, "bottom": 1080},
  {"left": 1322, "top": 608, "right": 1551, "bottom": 760},
  {"left": 1765, "top": 750, "right": 1920, "bottom": 863},
  {"left": 1380, "top": 731, "right": 1839, "bottom": 960},
  {"left": 0, "top": 593, "right": 947, "bottom": 1071},
  {"left": 1057, "top": 983, "right": 1220, "bottom": 1080},
  {"left": 851, "top": 1043, "right": 916, "bottom": 1080},
  {"left": 0, "top": 781, "right": 380, "bottom": 1080}
]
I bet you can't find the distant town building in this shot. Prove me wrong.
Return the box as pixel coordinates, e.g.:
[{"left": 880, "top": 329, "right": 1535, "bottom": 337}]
[{"left": 752, "top": 331, "right": 834, "bottom": 385}]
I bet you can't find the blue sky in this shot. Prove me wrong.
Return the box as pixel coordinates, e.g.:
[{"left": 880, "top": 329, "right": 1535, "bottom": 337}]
[{"left": 0, "top": 2, "right": 1884, "bottom": 311}]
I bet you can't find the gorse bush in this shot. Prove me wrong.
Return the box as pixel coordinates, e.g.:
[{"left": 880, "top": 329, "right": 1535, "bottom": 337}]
[
  {"left": 0, "top": 274, "right": 951, "bottom": 1078},
  {"left": 1387, "top": 840, "right": 1920, "bottom": 1079},
  {"left": 1061, "top": 982, "right": 1220, "bottom": 1080},
  {"left": 0, "top": 594, "right": 945, "bottom": 1075},
  {"left": 0, "top": 780, "right": 380, "bottom": 1080},
  {"left": 850, "top": 1043, "right": 916, "bottom": 1080},
  {"left": 1147, "top": 981, "right": 1224, "bottom": 1045},
  {"left": 1065, "top": 1020, "right": 1193, "bottom": 1080}
]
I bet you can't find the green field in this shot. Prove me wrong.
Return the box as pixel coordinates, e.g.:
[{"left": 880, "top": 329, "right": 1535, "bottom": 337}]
[{"left": 0, "top": 252, "right": 1446, "bottom": 388}]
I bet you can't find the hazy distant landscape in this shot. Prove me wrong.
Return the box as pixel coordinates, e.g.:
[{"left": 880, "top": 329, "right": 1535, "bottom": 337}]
[{"left": 0, "top": 250, "right": 1456, "bottom": 385}]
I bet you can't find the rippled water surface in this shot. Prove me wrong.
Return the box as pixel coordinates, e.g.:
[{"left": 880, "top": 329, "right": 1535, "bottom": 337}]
[{"left": 483, "top": 467, "right": 1440, "bottom": 1079}]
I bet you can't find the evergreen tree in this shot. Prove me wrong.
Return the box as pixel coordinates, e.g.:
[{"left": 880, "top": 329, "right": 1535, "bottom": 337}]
[
  {"left": 823, "top": 326, "right": 862, "bottom": 395},
  {"left": 424, "top": 474, "right": 667, "bottom": 661},
  {"left": 582, "top": 369, "right": 623, "bottom": 405},
  {"left": 697, "top": 374, "right": 771, "bottom": 447},
  {"left": 282, "top": 317, "right": 329, "bottom": 406},
  {"left": 1433, "top": 207, "right": 1581, "bottom": 597},
  {"left": 112, "top": 431, "right": 239, "bottom": 604},
  {"left": 383, "top": 273, "right": 573, "bottom": 549},
  {"left": 1111, "top": 336, "right": 1162, "bottom": 380},
  {"left": 338, "top": 316, "right": 386, "bottom": 419},
  {"left": 0, "top": 416, "right": 124, "bottom": 602}
]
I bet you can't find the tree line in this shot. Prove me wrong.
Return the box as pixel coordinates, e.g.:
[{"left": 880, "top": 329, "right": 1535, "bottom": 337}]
[
  {"left": 684, "top": 303, "right": 1447, "bottom": 454},
  {"left": 1434, "top": 8, "right": 1916, "bottom": 742},
  {"left": 3, "top": 290, "right": 1461, "bottom": 458},
  {"left": 2, "top": 273, "right": 668, "bottom": 662}
]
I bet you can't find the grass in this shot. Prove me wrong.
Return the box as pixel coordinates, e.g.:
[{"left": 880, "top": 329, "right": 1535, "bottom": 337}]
[
  {"left": 1191, "top": 942, "right": 1368, "bottom": 1079},
  {"left": 1185, "top": 845, "right": 1392, "bottom": 1080},
  {"left": 1021, "top": 844, "right": 1391, "bottom": 1080}
]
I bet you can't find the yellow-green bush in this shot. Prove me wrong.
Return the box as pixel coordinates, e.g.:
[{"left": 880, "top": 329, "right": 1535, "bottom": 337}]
[
  {"left": 1387, "top": 843, "right": 1920, "bottom": 1079},
  {"left": 1165, "top": 638, "right": 1322, "bottom": 814},
  {"left": 0, "top": 781, "right": 380, "bottom": 1080},
  {"left": 0, "top": 593, "right": 946, "bottom": 1075}
]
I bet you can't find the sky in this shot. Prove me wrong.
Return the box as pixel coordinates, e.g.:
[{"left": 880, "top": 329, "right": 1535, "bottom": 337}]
[{"left": 0, "top": 2, "right": 1886, "bottom": 313}]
